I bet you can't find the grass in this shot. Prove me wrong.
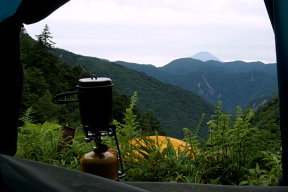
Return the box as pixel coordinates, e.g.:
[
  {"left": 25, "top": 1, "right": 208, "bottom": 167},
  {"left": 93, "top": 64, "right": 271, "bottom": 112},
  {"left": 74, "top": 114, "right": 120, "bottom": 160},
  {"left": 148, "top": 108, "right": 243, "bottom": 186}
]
[{"left": 15, "top": 99, "right": 281, "bottom": 185}]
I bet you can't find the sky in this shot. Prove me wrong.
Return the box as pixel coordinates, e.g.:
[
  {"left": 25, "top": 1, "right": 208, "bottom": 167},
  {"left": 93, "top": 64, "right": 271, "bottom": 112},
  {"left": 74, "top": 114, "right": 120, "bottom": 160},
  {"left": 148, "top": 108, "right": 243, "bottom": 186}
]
[{"left": 24, "top": 0, "right": 276, "bottom": 67}]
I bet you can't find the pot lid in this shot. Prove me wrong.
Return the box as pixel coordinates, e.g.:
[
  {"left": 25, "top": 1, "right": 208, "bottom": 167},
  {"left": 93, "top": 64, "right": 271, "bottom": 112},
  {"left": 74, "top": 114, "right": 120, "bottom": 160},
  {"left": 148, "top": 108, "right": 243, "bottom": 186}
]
[{"left": 78, "top": 75, "right": 112, "bottom": 87}]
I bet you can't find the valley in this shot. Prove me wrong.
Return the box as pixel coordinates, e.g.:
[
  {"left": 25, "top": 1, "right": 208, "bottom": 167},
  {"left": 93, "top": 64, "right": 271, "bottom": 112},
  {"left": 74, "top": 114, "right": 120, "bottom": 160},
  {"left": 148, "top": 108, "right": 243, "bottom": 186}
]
[{"left": 116, "top": 58, "right": 278, "bottom": 112}]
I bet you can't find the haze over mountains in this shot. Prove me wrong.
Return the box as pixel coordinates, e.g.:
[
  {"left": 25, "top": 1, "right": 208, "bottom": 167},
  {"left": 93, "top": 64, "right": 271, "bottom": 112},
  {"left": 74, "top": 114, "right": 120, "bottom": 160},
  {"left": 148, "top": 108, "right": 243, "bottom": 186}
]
[
  {"left": 116, "top": 52, "right": 278, "bottom": 112},
  {"left": 52, "top": 49, "right": 216, "bottom": 139},
  {"left": 191, "top": 51, "right": 223, "bottom": 62},
  {"left": 53, "top": 47, "right": 278, "bottom": 138}
]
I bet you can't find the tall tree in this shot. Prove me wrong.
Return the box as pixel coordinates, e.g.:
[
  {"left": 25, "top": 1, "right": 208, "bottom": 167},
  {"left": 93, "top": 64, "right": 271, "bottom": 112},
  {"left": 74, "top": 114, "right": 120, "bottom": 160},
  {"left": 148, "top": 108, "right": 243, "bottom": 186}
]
[{"left": 36, "top": 24, "right": 55, "bottom": 49}]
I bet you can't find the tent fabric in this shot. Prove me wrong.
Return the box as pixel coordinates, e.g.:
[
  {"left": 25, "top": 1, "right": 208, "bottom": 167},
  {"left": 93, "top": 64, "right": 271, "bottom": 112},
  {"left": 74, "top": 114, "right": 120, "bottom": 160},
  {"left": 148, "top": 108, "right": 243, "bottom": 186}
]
[
  {"left": 0, "top": 0, "right": 22, "bottom": 23},
  {"left": 0, "top": 154, "right": 147, "bottom": 192},
  {"left": 264, "top": 0, "right": 288, "bottom": 185},
  {"left": 0, "top": 0, "right": 69, "bottom": 24},
  {"left": 0, "top": 15, "right": 23, "bottom": 156},
  {"left": 129, "top": 136, "right": 190, "bottom": 152},
  {"left": 264, "top": 0, "right": 274, "bottom": 29},
  {"left": 15, "top": 0, "right": 70, "bottom": 24},
  {"left": 128, "top": 182, "right": 288, "bottom": 192},
  {"left": 1, "top": 154, "right": 288, "bottom": 192},
  {"left": 1, "top": 0, "right": 288, "bottom": 189},
  {"left": 0, "top": 0, "right": 69, "bottom": 156}
]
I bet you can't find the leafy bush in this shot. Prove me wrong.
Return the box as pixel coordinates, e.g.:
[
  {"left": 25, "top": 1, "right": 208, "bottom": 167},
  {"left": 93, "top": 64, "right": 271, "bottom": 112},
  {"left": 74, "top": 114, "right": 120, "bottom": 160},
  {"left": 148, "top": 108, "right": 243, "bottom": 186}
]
[
  {"left": 16, "top": 110, "right": 94, "bottom": 169},
  {"left": 239, "top": 152, "right": 282, "bottom": 186},
  {"left": 16, "top": 97, "right": 281, "bottom": 186}
]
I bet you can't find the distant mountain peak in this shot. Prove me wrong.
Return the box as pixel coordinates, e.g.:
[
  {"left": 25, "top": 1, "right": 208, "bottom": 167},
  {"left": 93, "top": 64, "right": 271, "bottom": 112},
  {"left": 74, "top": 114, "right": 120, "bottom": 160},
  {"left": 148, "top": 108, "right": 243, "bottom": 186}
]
[{"left": 191, "top": 51, "right": 222, "bottom": 62}]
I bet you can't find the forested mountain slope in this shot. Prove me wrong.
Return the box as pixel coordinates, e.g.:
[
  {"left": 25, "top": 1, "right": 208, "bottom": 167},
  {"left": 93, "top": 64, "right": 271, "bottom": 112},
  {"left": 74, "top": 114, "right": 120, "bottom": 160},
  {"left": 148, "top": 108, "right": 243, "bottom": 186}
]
[
  {"left": 116, "top": 58, "right": 277, "bottom": 112},
  {"left": 20, "top": 32, "right": 162, "bottom": 136},
  {"left": 52, "top": 48, "right": 216, "bottom": 138}
]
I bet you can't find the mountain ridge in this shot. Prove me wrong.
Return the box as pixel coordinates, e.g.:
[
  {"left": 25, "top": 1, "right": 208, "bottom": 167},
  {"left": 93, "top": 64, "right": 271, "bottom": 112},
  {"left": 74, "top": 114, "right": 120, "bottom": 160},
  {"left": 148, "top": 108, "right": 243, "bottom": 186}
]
[
  {"left": 116, "top": 58, "right": 277, "bottom": 112},
  {"left": 52, "top": 48, "right": 216, "bottom": 139},
  {"left": 191, "top": 51, "right": 223, "bottom": 62}
]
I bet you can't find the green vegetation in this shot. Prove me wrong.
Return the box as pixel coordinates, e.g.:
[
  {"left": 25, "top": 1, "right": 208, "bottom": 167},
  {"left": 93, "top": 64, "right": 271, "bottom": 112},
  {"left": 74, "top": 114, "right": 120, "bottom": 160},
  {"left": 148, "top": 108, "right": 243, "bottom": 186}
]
[
  {"left": 20, "top": 28, "right": 88, "bottom": 126},
  {"left": 16, "top": 93, "right": 281, "bottom": 186},
  {"left": 20, "top": 26, "right": 162, "bottom": 135},
  {"left": 22, "top": 24, "right": 216, "bottom": 139},
  {"left": 16, "top": 121, "right": 92, "bottom": 170},
  {"left": 52, "top": 48, "right": 215, "bottom": 138},
  {"left": 116, "top": 58, "right": 278, "bottom": 112},
  {"left": 16, "top": 25, "right": 281, "bottom": 186}
]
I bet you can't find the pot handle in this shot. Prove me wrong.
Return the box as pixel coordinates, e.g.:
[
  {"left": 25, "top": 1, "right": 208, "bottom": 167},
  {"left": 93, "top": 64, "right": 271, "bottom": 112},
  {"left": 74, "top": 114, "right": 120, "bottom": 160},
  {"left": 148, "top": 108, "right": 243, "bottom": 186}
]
[{"left": 53, "top": 91, "right": 78, "bottom": 104}]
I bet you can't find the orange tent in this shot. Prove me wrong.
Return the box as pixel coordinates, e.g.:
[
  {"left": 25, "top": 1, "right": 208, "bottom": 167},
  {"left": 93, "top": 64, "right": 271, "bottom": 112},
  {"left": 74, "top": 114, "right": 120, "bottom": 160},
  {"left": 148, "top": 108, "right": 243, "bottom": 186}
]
[
  {"left": 127, "top": 136, "right": 198, "bottom": 160},
  {"left": 130, "top": 136, "right": 186, "bottom": 151}
]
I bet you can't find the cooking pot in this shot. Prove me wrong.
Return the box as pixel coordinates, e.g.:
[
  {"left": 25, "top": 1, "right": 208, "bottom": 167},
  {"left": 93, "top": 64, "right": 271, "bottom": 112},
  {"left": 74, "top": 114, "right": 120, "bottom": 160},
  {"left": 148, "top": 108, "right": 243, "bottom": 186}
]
[{"left": 54, "top": 75, "right": 113, "bottom": 132}]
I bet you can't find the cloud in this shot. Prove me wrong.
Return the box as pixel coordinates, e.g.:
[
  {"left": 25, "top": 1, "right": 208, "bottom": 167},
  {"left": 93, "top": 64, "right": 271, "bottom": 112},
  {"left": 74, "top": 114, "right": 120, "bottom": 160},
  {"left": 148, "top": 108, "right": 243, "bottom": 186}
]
[
  {"left": 46, "top": 0, "right": 269, "bottom": 26},
  {"left": 25, "top": 0, "right": 276, "bottom": 66}
]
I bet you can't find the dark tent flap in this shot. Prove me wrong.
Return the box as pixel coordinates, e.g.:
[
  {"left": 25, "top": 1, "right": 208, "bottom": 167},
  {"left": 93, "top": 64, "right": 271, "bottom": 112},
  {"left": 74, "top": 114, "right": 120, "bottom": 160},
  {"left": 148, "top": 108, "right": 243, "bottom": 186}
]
[
  {"left": 1, "top": 155, "right": 288, "bottom": 192},
  {"left": 128, "top": 182, "right": 288, "bottom": 192},
  {"left": 0, "top": 155, "right": 147, "bottom": 192},
  {"left": 264, "top": 0, "right": 288, "bottom": 185},
  {"left": 0, "top": 0, "right": 70, "bottom": 156},
  {"left": 16, "top": 0, "right": 70, "bottom": 24},
  {"left": 0, "top": 0, "right": 22, "bottom": 23},
  {"left": 0, "top": 0, "right": 70, "bottom": 24},
  {"left": 264, "top": 0, "right": 274, "bottom": 30}
]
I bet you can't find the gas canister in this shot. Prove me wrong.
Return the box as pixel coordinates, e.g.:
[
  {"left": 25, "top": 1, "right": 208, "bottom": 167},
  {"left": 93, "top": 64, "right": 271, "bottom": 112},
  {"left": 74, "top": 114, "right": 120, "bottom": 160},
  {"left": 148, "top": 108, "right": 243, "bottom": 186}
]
[{"left": 80, "top": 148, "right": 118, "bottom": 180}]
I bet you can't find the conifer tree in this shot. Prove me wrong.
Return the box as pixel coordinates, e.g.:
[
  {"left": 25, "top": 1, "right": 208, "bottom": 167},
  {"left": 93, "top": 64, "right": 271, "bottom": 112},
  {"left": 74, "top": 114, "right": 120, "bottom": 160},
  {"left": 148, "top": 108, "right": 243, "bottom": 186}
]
[{"left": 36, "top": 24, "right": 55, "bottom": 49}]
